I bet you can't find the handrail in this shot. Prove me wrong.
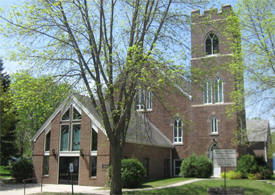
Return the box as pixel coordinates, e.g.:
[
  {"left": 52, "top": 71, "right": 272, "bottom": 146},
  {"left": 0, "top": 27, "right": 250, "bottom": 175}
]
[{"left": 22, "top": 177, "right": 40, "bottom": 195}]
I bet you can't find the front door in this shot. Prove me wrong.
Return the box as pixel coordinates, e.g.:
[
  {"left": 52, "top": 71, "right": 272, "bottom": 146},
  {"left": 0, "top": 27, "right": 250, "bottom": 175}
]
[{"left": 59, "top": 157, "right": 79, "bottom": 184}]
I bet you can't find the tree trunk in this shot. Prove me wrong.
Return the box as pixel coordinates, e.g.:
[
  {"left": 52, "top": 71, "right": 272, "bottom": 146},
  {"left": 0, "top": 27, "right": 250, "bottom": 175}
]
[{"left": 110, "top": 139, "right": 122, "bottom": 195}]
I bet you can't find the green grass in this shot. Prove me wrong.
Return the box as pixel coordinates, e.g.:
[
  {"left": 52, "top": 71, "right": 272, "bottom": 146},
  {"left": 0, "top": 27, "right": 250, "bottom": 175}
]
[
  {"left": 140, "top": 177, "right": 192, "bottom": 188},
  {"left": 125, "top": 179, "right": 275, "bottom": 195},
  {"left": 0, "top": 165, "right": 13, "bottom": 179}
]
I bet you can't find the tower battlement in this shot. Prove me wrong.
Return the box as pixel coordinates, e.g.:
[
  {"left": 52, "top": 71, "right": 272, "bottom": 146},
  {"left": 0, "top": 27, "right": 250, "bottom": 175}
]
[{"left": 191, "top": 5, "right": 232, "bottom": 23}]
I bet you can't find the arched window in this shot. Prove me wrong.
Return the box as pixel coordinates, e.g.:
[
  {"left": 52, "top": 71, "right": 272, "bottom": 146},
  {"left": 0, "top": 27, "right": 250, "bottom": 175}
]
[
  {"left": 214, "top": 77, "right": 223, "bottom": 103},
  {"left": 206, "top": 32, "right": 219, "bottom": 55},
  {"left": 173, "top": 118, "right": 182, "bottom": 143},
  {"left": 203, "top": 80, "right": 212, "bottom": 104},
  {"left": 211, "top": 116, "right": 218, "bottom": 134}
]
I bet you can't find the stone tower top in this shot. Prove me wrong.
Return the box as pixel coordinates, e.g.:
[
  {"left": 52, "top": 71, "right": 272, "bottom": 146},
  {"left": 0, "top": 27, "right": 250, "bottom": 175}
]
[{"left": 191, "top": 5, "right": 232, "bottom": 23}]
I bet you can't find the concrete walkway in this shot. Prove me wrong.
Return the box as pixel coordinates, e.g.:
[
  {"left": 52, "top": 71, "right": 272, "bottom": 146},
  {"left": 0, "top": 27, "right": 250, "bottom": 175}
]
[{"left": 0, "top": 179, "right": 201, "bottom": 195}]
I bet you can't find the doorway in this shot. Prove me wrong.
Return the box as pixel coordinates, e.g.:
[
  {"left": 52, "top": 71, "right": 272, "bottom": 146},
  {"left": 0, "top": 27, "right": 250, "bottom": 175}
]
[
  {"left": 59, "top": 157, "right": 79, "bottom": 184},
  {"left": 209, "top": 144, "right": 221, "bottom": 177}
]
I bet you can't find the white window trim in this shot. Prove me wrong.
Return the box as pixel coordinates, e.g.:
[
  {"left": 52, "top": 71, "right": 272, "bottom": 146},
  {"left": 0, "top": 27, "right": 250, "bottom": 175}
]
[
  {"left": 211, "top": 117, "right": 218, "bottom": 134},
  {"left": 136, "top": 90, "right": 153, "bottom": 112},
  {"left": 204, "top": 81, "right": 212, "bottom": 104},
  {"left": 59, "top": 151, "right": 80, "bottom": 157},
  {"left": 173, "top": 119, "right": 183, "bottom": 144},
  {"left": 214, "top": 78, "right": 224, "bottom": 104},
  {"left": 173, "top": 159, "right": 182, "bottom": 176}
]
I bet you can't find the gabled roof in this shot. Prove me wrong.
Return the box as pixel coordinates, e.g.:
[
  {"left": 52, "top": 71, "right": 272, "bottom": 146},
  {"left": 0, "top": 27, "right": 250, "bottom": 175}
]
[
  {"left": 246, "top": 119, "right": 270, "bottom": 142},
  {"left": 32, "top": 94, "right": 173, "bottom": 148}
]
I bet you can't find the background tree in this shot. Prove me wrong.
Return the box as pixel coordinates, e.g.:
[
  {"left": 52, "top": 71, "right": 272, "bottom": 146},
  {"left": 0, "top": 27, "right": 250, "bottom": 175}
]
[
  {"left": 0, "top": 60, "right": 17, "bottom": 165},
  {"left": 0, "top": 0, "right": 208, "bottom": 194},
  {"left": 237, "top": 0, "right": 275, "bottom": 118},
  {"left": 9, "top": 72, "right": 70, "bottom": 156}
]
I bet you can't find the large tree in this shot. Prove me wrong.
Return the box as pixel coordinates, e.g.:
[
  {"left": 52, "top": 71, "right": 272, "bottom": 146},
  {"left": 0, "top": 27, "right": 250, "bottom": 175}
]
[
  {"left": 9, "top": 72, "right": 70, "bottom": 156},
  {"left": 0, "top": 60, "right": 17, "bottom": 165},
  {"left": 237, "top": 0, "right": 275, "bottom": 117},
  {"left": 0, "top": 0, "right": 207, "bottom": 194}
]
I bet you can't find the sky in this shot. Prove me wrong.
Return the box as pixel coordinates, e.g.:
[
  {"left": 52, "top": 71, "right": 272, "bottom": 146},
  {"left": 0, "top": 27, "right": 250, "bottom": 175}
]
[{"left": 0, "top": 0, "right": 274, "bottom": 128}]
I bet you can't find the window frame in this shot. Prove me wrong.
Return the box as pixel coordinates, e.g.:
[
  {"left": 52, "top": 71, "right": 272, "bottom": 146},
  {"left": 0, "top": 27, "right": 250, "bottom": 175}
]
[
  {"left": 214, "top": 77, "right": 224, "bottom": 103},
  {"left": 44, "top": 130, "right": 51, "bottom": 152},
  {"left": 203, "top": 80, "right": 212, "bottom": 104},
  {"left": 60, "top": 124, "right": 70, "bottom": 151},
  {"left": 42, "top": 155, "right": 49, "bottom": 176},
  {"left": 136, "top": 89, "right": 152, "bottom": 111},
  {"left": 71, "top": 123, "right": 81, "bottom": 151},
  {"left": 90, "top": 155, "right": 97, "bottom": 178},
  {"left": 211, "top": 116, "right": 218, "bottom": 134},
  {"left": 173, "top": 118, "right": 183, "bottom": 144},
  {"left": 173, "top": 159, "right": 182, "bottom": 176},
  {"left": 205, "top": 32, "right": 219, "bottom": 55}
]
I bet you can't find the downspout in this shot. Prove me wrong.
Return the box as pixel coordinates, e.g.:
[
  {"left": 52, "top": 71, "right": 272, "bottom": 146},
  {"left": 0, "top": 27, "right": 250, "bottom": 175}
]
[{"left": 264, "top": 141, "right": 267, "bottom": 162}]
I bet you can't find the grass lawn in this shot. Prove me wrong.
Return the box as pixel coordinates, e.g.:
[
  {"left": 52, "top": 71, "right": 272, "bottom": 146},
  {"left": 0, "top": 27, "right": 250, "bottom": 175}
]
[
  {"left": 125, "top": 179, "right": 275, "bottom": 195},
  {"left": 140, "top": 177, "right": 192, "bottom": 188},
  {"left": 0, "top": 165, "right": 13, "bottom": 180}
]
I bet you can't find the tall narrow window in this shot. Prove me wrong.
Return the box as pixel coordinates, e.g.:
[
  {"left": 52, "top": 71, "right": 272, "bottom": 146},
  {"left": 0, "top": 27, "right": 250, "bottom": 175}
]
[
  {"left": 174, "top": 160, "right": 182, "bottom": 176},
  {"left": 136, "top": 90, "right": 152, "bottom": 111},
  {"left": 60, "top": 125, "right": 69, "bottom": 151},
  {"left": 203, "top": 80, "right": 212, "bottom": 104},
  {"left": 90, "top": 156, "right": 97, "bottom": 177},
  {"left": 143, "top": 158, "right": 149, "bottom": 177},
  {"left": 173, "top": 118, "right": 182, "bottom": 143},
  {"left": 91, "top": 128, "right": 98, "bottom": 151},
  {"left": 211, "top": 117, "right": 218, "bottom": 134},
  {"left": 43, "top": 156, "right": 49, "bottom": 175},
  {"left": 72, "top": 124, "right": 81, "bottom": 151},
  {"left": 45, "top": 131, "right": 51, "bottom": 151},
  {"left": 215, "top": 78, "right": 223, "bottom": 103},
  {"left": 206, "top": 32, "right": 219, "bottom": 55}
]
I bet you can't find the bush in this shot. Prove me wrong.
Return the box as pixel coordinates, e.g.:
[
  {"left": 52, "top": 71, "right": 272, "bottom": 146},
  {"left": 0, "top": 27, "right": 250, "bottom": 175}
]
[
  {"left": 120, "top": 158, "right": 145, "bottom": 188},
  {"left": 258, "top": 166, "right": 272, "bottom": 179},
  {"left": 221, "top": 171, "right": 242, "bottom": 179},
  {"left": 237, "top": 154, "right": 258, "bottom": 178},
  {"left": 180, "top": 154, "right": 212, "bottom": 178},
  {"left": 11, "top": 158, "right": 33, "bottom": 183}
]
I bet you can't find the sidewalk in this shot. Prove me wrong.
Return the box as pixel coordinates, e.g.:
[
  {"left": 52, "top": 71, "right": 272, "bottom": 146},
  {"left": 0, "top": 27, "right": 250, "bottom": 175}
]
[{"left": 0, "top": 179, "right": 201, "bottom": 195}]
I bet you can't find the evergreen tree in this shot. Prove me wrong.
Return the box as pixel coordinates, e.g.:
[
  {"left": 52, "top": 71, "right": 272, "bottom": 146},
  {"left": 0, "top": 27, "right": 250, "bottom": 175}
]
[{"left": 0, "top": 60, "right": 18, "bottom": 165}]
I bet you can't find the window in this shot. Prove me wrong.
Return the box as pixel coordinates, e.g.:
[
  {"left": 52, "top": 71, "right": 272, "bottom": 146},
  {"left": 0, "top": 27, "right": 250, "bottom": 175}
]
[
  {"left": 136, "top": 90, "right": 152, "bottom": 111},
  {"left": 206, "top": 32, "right": 219, "bottom": 55},
  {"left": 211, "top": 116, "right": 218, "bottom": 134},
  {"left": 142, "top": 158, "right": 149, "bottom": 177},
  {"left": 73, "top": 107, "right": 81, "bottom": 120},
  {"left": 90, "top": 156, "right": 97, "bottom": 177},
  {"left": 45, "top": 131, "right": 51, "bottom": 151},
  {"left": 203, "top": 80, "right": 212, "bottom": 104},
  {"left": 173, "top": 118, "right": 182, "bottom": 143},
  {"left": 62, "top": 109, "right": 70, "bottom": 121},
  {"left": 72, "top": 124, "right": 81, "bottom": 151},
  {"left": 91, "top": 128, "right": 98, "bottom": 151},
  {"left": 43, "top": 156, "right": 49, "bottom": 175},
  {"left": 60, "top": 125, "right": 69, "bottom": 151},
  {"left": 214, "top": 77, "right": 223, "bottom": 103},
  {"left": 60, "top": 105, "right": 82, "bottom": 152},
  {"left": 174, "top": 159, "right": 182, "bottom": 176}
]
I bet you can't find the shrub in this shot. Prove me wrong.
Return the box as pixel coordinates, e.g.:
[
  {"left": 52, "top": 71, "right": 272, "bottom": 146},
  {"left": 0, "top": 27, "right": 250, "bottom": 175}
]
[
  {"left": 120, "top": 158, "right": 145, "bottom": 188},
  {"left": 237, "top": 154, "right": 258, "bottom": 177},
  {"left": 180, "top": 154, "right": 212, "bottom": 178},
  {"left": 11, "top": 158, "right": 33, "bottom": 183},
  {"left": 221, "top": 171, "right": 242, "bottom": 179},
  {"left": 258, "top": 166, "right": 272, "bottom": 179}
]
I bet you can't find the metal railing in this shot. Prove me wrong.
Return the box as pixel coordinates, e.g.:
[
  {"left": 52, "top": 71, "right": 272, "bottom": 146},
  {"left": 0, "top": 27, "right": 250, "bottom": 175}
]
[{"left": 22, "top": 177, "right": 43, "bottom": 195}]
